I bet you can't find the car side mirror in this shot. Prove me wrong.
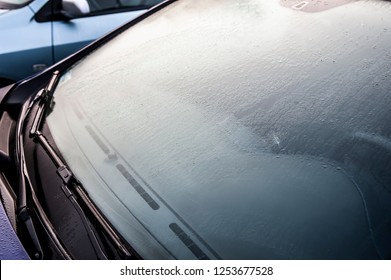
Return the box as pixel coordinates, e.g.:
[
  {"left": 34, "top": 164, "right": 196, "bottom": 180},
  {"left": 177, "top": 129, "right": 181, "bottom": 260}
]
[
  {"left": 61, "top": 0, "right": 90, "bottom": 18},
  {"left": 51, "top": 10, "right": 73, "bottom": 21}
]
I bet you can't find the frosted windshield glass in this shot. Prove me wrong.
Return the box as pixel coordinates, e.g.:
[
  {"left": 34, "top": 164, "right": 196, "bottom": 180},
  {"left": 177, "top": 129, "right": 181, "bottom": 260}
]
[{"left": 47, "top": 0, "right": 391, "bottom": 259}]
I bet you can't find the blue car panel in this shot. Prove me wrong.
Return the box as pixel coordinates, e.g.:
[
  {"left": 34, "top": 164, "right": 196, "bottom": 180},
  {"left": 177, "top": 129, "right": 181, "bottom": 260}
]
[
  {"left": 52, "top": 9, "right": 145, "bottom": 62},
  {"left": 0, "top": 0, "right": 159, "bottom": 86},
  {"left": 0, "top": 2, "right": 52, "bottom": 82}
]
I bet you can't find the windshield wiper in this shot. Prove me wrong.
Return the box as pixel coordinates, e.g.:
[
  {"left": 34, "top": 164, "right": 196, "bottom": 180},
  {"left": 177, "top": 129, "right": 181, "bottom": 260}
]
[
  {"left": 15, "top": 73, "right": 58, "bottom": 259},
  {"left": 16, "top": 71, "right": 69, "bottom": 259},
  {"left": 27, "top": 71, "right": 135, "bottom": 259}
]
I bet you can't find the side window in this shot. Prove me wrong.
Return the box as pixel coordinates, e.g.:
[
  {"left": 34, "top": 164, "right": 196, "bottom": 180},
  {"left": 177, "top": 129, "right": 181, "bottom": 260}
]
[
  {"left": 87, "top": 0, "right": 163, "bottom": 13},
  {"left": 61, "top": 0, "right": 164, "bottom": 18},
  {"left": 62, "top": 0, "right": 90, "bottom": 17},
  {"left": 120, "top": 0, "right": 165, "bottom": 6},
  {"left": 86, "top": 0, "right": 121, "bottom": 12}
]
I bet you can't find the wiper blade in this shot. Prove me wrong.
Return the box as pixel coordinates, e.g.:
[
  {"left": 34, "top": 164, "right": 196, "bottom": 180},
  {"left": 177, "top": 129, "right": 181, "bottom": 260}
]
[
  {"left": 15, "top": 91, "right": 50, "bottom": 259},
  {"left": 28, "top": 71, "right": 135, "bottom": 259},
  {"left": 27, "top": 71, "right": 107, "bottom": 259},
  {"left": 15, "top": 71, "right": 64, "bottom": 259}
]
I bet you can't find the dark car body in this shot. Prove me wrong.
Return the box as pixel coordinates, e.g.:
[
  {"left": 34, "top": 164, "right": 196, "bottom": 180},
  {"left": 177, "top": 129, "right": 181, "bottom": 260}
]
[{"left": 1, "top": 0, "right": 391, "bottom": 260}]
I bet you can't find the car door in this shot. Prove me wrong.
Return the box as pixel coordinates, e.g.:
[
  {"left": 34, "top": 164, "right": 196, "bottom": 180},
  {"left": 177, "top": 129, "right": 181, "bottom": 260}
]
[
  {"left": 50, "top": 0, "right": 162, "bottom": 63},
  {"left": 0, "top": 0, "right": 52, "bottom": 84}
]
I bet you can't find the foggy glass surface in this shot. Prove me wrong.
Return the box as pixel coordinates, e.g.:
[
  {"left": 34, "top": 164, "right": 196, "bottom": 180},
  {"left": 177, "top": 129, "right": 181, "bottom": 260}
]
[{"left": 47, "top": 0, "right": 391, "bottom": 259}]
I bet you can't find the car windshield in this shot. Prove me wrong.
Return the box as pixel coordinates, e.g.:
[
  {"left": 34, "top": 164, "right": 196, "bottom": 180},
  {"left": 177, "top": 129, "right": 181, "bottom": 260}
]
[
  {"left": 0, "top": 0, "right": 32, "bottom": 9},
  {"left": 46, "top": 0, "right": 391, "bottom": 259}
]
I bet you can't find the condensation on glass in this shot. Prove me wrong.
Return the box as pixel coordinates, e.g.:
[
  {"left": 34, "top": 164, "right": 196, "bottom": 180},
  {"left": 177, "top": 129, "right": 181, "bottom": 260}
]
[{"left": 47, "top": 0, "right": 391, "bottom": 259}]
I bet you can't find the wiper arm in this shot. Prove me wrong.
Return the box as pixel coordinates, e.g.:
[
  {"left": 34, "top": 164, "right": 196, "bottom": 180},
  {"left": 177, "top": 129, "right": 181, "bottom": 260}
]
[
  {"left": 26, "top": 71, "right": 107, "bottom": 259},
  {"left": 28, "top": 71, "right": 135, "bottom": 259},
  {"left": 14, "top": 77, "right": 56, "bottom": 259},
  {"left": 15, "top": 71, "right": 64, "bottom": 259}
]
